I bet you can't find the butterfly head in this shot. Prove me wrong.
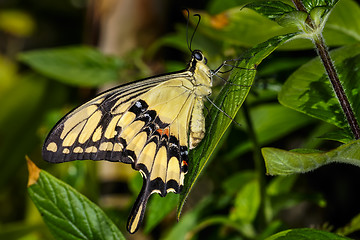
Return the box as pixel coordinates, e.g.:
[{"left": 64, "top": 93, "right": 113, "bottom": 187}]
[
  {"left": 192, "top": 49, "right": 207, "bottom": 65},
  {"left": 189, "top": 50, "right": 212, "bottom": 96}
]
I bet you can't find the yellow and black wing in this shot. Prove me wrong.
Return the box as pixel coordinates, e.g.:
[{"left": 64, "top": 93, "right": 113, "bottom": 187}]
[{"left": 42, "top": 72, "right": 196, "bottom": 233}]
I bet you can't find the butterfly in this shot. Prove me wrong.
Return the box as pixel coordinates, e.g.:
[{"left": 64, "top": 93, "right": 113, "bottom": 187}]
[{"left": 42, "top": 49, "right": 215, "bottom": 233}]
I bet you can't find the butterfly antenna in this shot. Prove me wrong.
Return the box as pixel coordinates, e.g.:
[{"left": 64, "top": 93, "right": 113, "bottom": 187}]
[
  {"left": 205, "top": 96, "right": 241, "bottom": 126},
  {"left": 185, "top": 9, "right": 192, "bottom": 52},
  {"left": 189, "top": 14, "right": 201, "bottom": 52}
]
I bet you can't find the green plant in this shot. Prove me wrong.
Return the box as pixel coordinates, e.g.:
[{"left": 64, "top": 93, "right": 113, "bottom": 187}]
[{"left": 2, "top": 0, "right": 360, "bottom": 239}]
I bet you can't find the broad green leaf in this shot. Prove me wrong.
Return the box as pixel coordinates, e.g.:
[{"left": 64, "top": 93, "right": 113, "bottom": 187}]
[
  {"left": 244, "top": 1, "right": 295, "bottom": 20},
  {"left": 263, "top": 139, "right": 360, "bottom": 175},
  {"left": 266, "top": 228, "right": 350, "bottom": 240},
  {"left": 27, "top": 159, "right": 125, "bottom": 240},
  {"left": 144, "top": 194, "right": 179, "bottom": 233},
  {"left": 230, "top": 179, "right": 260, "bottom": 223},
  {"left": 278, "top": 43, "right": 360, "bottom": 133},
  {"left": 318, "top": 129, "right": 353, "bottom": 143},
  {"left": 191, "top": 8, "right": 294, "bottom": 48},
  {"left": 225, "top": 103, "right": 313, "bottom": 159},
  {"left": 178, "top": 33, "right": 298, "bottom": 218},
  {"left": 324, "top": 0, "right": 360, "bottom": 46},
  {"left": 245, "top": 104, "right": 313, "bottom": 144},
  {"left": 243, "top": 0, "right": 360, "bottom": 49},
  {"left": 194, "top": 0, "right": 360, "bottom": 50},
  {"left": 19, "top": 46, "right": 124, "bottom": 87}
]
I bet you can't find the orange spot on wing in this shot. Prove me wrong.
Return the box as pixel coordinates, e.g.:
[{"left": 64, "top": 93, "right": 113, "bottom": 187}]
[{"left": 156, "top": 128, "right": 169, "bottom": 137}]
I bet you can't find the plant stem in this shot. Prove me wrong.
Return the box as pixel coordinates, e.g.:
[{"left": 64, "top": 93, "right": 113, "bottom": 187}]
[
  {"left": 292, "top": 0, "right": 360, "bottom": 139},
  {"left": 314, "top": 37, "right": 360, "bottom": 139},
  {"left": 291, "top": 0, "right": 314, "bottom": 28},
  {"left": 243, "top": 102, "right": 266, "bottom": 230}
]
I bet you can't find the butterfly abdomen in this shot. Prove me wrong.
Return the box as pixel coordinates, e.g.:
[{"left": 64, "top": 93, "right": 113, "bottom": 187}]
[{"left": 189, "top": 98, "right": 206, "bottom": 149}]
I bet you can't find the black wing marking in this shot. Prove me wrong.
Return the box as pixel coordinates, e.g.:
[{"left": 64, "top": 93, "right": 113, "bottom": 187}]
[{"left": 42, "top": 73, "right": 186, "bottom": 163}]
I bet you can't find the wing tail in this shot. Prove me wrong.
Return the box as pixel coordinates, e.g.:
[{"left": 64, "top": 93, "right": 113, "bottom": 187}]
[{"left": 127, "top": 179, "right": 151, "bottom": 234}]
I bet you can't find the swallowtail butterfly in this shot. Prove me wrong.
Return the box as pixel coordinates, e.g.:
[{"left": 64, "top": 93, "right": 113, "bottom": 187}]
[{"left": 43, "top": 49, "right": 215, "bottom": 233}]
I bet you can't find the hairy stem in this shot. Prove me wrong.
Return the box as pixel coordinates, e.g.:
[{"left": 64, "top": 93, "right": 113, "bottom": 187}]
[
  {"left": 292, "top": 0, "right": 360, "bottom": 139},
  {"left": 314, "top": 37, "right": 360, "bottom": 139}
]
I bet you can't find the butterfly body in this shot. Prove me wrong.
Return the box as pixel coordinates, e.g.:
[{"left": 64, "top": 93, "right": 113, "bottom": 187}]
[{"left": 43, "top": 50, "right": 212, "bottom": 233}]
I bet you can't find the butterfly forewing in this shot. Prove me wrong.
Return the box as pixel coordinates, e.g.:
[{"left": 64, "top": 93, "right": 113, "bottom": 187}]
[{"left": 42, "top": 50, "right": 212, "bottom": 234}]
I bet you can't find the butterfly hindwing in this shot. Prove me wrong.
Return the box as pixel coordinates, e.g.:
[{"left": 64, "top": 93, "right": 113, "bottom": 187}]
[{"left": 43, "top": 76, "right": 196, "bottom": 233}]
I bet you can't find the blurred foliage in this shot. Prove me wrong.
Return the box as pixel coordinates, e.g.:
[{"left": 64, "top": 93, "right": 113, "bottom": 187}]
[
  {"left": 0, "top": 9, "right": 35, "bottom": 36},
  {"left": 2, "top": 0, "right": 360, "bottom": 239}
]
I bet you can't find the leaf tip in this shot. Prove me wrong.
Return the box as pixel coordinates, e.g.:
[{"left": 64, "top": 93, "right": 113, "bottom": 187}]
[{"left": 26, "top": 156, "right": 41, "bottom": 187}]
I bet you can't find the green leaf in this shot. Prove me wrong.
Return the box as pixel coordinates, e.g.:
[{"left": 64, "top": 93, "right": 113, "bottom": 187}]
[
  {"left": 277, "top": 11, "right": 308, "bottom": 28},
  {"left": 317, "top": 129, "right": 353, "bottom": 143},
  {"left": 337, "top": 212, "right": 360, "bottom": 236},
  {"left": 301, "top": 0, "right": 339, "bottom": 12},
  {"left": 222, "top": 171, "right": 255, "bottom": 196},
  {"left": 244, "top": 1, "right": 296, "bottom": 20},
  {"left": 278, "top": 43, "right": 360, "bottom": 133},
  {"left": 246, "top": 104, "right": 313, "bottom": 144},
  {"left": 189, "top": 1, "right": 360, "bottom": 50},
  {"left": 190, "top": 8, "right": 295, "bottom": 48},
  {"left": 19, "top": 46, "right": 124, "bottom": 87},
  {"left": 266, "top": 175, "right": 298, "bottom": 196},
  {"left": 162, "top": 197, "right": 212, "bottom": 240},
  {"left": 241, "top": 0, "right": 360, "bottom": 49},
  {"left": 324, "top": 0, "right": 360, "bottom": 46},
  {"left": 186, "top": 216, "right": 256, "bottom": 239},
  {"left": 144, "top": 193, "right": 178, "bottom": 233},
  {"left": 263, "top": 139, "right": 360, "bottom": 175},
  {"left": 27, "top": 162, "right": 125, "bottom": 240},
  {"left": 310, "top": 6, "right": 330, "bottom": 27},
  {"left": 266, "top": 228, "right": 351, "bottom": 240},
  {"left": 230, "top": 179, "right": 260, "bottom": 223},
  {"left": 226, "top": 103, "right": 313, "bottom": 159},
  {"left": 178, "top": 33, "right": 298, "bottom": 218}
]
